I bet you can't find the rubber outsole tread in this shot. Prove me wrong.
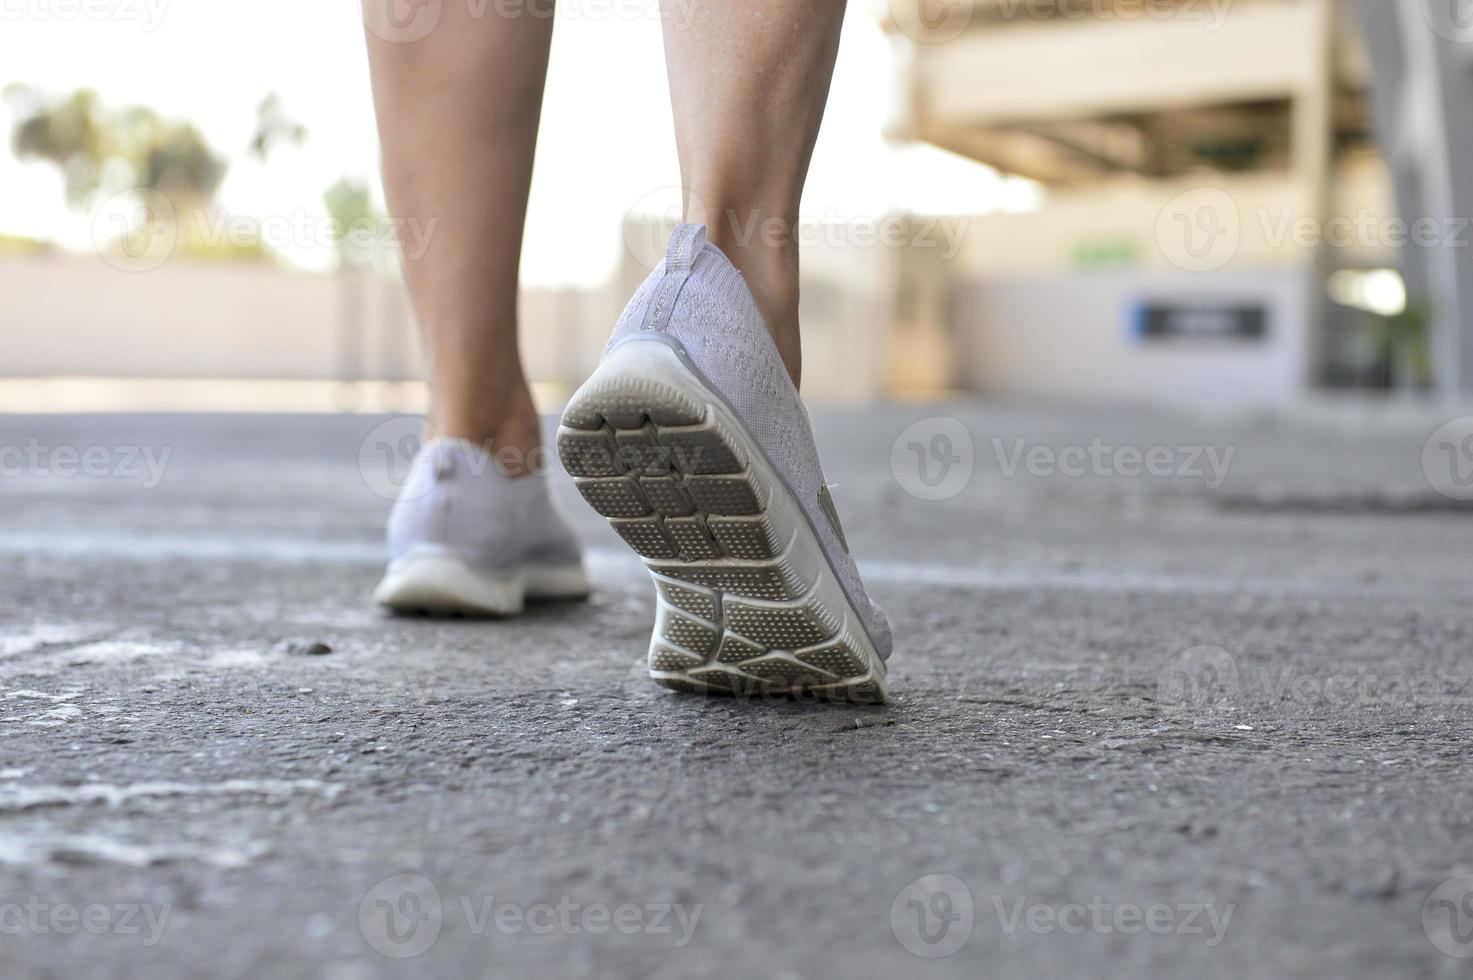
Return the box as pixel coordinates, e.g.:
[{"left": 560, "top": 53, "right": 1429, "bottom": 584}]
[{"left": 558, "top": 342, "right": 888, "bottom": 704}]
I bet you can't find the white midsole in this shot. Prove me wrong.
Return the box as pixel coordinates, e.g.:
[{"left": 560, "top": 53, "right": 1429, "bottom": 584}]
[{"left": 374, "top": 545, "right": 590, "bottom": 615}]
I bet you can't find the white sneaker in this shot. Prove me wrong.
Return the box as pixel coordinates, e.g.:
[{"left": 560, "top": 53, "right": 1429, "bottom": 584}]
[
  {"left": 557, "top": 224, "right": 891, "bottom": 702},
  {"left": 374, "top": 437, "right": 589, "bottom": 616}
]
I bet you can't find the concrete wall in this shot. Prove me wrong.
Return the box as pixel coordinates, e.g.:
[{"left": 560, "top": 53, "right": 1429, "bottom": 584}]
[
  {"left": 0, "top": 249, "right": 899, "bottom": 404},
  {"left": 2, "top": 255, "right": 416, "bottom": 381},
  {"left": 0, "top": 254, "right": 620, "bottom": 393},
  {"left": 2, "top": 200, "right": 1360, "bottom": 409}
]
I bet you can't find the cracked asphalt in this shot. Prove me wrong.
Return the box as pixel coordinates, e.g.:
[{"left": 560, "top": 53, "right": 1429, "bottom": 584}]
[{"left": 2, "top": 404, "right": 1472, "bottom": 978}]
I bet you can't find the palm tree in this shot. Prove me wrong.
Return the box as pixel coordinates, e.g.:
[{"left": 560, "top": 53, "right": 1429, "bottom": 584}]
[
  {"left": 9, "top": 85, "right": 226, "bottom": 210},
  {"left": 6, "top": 86, "right": 108, "bottom": 206},
  {"left": 8, "top": 85, "right": 240, "bottom": 260}
]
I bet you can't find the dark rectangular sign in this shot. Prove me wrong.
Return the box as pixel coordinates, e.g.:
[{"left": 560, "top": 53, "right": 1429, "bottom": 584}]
[{"left": 1136, "top": 304, "right": 1268, "bottom": 341}]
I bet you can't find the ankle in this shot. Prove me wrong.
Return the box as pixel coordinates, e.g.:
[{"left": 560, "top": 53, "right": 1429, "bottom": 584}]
[
  {"left": 431, "top": 382, "right": 543, "bottom": 476},
  {"left": 699, "top": 209, "right": 803, "bottom": 388}
]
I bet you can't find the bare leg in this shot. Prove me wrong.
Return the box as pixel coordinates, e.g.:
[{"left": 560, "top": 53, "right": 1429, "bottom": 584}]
[
  {"left": 659, "top": 1, "right": 848, "bottom": 388},
  {"left": 363, "top": 2, "right": 553, "bottom": 465}
]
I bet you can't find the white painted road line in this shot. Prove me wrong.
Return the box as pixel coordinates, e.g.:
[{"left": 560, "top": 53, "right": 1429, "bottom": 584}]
[{"left": 0, "top": 527, "right": 1463, "bottom": 602}]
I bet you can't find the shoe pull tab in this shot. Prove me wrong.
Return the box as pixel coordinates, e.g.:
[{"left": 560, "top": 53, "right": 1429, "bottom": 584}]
[
  {"left": 642, "top": 223, "right": 706, "bottom": 333},
  {"left": 666, "top": 222, "right": 705, "bottom": 273}
]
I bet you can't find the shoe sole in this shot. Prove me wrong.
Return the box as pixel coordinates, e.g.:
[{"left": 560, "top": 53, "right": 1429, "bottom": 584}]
[
  {"left": 557, "top": 340, "right": 888, "bottom": 704},
  {"left": 374, "top": 545, "right": 590, "bottom": 617}
]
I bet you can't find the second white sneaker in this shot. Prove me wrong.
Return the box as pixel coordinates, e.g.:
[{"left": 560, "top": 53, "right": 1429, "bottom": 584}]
[{"left": 374, "top": 437, "right": 589, "bottom": 616}]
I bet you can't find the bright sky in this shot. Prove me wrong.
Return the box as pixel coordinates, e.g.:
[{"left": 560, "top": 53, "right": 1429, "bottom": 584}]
[{"left": 0, "top": 0, "right": 1039, "bottom": 287}]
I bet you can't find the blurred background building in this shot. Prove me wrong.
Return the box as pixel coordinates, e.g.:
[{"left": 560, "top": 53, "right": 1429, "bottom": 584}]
[
  {"left": 880, "top": 0, "right": 1473, "bottom": 404},
  {"left": 1, "top": 0, "right": 1469, "bottom": 410}
]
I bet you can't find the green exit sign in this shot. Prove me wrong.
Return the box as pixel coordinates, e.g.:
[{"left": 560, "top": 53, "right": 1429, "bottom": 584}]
[{"left": 1070, "top": 240, "right": 1141, "bottom": 269}]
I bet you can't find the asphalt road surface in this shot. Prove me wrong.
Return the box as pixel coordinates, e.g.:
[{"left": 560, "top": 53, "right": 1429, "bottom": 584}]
[{"left": 2, "top": 404, "right": 1472, "bottom": 979}]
